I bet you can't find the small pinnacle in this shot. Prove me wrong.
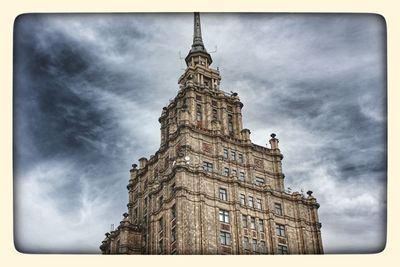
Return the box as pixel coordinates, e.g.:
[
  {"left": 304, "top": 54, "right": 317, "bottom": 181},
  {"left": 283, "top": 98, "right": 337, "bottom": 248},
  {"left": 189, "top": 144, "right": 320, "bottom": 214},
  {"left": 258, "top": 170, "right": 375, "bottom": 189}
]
[{"left": 270, "top": 133, "right": 276, "bottom": 138}]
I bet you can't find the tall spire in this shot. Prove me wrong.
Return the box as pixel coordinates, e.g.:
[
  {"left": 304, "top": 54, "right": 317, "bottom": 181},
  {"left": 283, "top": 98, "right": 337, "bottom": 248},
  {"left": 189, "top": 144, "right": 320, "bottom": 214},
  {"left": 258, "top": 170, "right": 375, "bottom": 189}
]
[
  {"left": 185, "top": 12, "right": 212, "bottom": 66},
  {"left": 192, "top": 12, "right": 205, "bottom": 51}
]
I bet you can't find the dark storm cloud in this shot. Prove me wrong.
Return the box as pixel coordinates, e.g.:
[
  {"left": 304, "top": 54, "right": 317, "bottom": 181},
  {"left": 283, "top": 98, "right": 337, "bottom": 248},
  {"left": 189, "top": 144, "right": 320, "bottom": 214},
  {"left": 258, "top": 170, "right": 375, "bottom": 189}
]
[{"left": 13, "top": 13, "right": 386, "bottom": 253}]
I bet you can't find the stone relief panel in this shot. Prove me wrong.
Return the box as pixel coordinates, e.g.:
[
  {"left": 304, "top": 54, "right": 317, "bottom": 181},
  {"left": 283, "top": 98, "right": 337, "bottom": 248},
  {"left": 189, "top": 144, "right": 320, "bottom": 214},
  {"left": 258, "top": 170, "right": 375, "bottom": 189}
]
[{"left": 254, "top": 158, "right": 264, "bottom": 170}]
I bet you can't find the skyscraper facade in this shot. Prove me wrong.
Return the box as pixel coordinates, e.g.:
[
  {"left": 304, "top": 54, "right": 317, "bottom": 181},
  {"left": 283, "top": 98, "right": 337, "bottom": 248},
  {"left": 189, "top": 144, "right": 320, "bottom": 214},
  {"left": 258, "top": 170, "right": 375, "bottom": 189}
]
[{"left": 100, "top": 13, "right": 323, "bottom": 255}]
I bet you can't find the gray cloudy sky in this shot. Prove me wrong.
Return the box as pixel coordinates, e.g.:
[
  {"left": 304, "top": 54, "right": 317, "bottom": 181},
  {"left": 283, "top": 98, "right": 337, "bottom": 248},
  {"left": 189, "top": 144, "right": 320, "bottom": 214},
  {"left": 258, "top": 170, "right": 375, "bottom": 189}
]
[{"left": 13, "top": 13, "right": 386, "bottom": 254}]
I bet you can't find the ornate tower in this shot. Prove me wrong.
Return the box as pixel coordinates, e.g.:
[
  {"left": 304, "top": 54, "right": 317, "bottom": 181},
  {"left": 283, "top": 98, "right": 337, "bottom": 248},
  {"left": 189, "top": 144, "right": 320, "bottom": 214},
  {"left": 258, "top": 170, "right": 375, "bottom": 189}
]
[{"left": 100, "top": 13, "right": 323, "bottom": 255}]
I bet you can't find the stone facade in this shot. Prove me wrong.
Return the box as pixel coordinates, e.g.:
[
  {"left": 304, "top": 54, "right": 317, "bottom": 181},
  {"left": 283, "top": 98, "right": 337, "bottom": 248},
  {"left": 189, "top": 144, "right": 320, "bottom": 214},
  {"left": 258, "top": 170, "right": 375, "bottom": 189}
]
[{"left": 100, "top": 13, "right": 323, "bottom": 255}]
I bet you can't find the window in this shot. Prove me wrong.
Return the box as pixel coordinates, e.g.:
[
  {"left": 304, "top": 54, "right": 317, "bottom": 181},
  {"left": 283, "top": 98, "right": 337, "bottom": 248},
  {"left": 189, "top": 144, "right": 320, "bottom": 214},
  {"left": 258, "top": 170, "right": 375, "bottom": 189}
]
[
  {"left": 259, "top": 219, "right": 265, "bottom": 232},
  {"left": 134, "top": 207, "right": 138, "bottom": 220},
  {"left": 159, "top": 196, "right": 164, "bottom": 209},
  {"left": 255, "top": 177, "right": 265, "bottom": 186},
  {"left": 276, "top": 224, "right": 285, "bottom": 237},
  {"left": 159, "top": 239, "right": 164, "bottom": 254},
  {"left": 239, "top": 172, "right": 245, "bottom": 181},
  {"left": 252, "top": 239, "right": 257, "bottom": 252},
  {"left": 116, "top": 240, "right": 120, "bottom": 253},
  {"left": 196, "top": 104, "right": 202, "bottom": 121},
  {"left": 143, "top": 215, "right": 148, "bottom": 227},
  {"left": 203, "top": 161, "right": 213, "bottom": 172},
  {"left": 142, "top": 234, "right": 148, "bottom": 250},
  {"left": 260, "top": 241, "right": 267, "bottom": 254},
  {"left": 232, "top": 169, "right": 237, "bottom": 177},
  {"left": 223, "top": 167, "right": 230, "bottom": 176},
  {"left": 171, "top": 227, "right": 176, "bottom": 242},
  {"left": 274, "top": 203, "right": 283, "bottom": 216},
  {"left": 196, "top": 95, "right": 202, "bottom": 101},
  {"left": 256, "top": 198, "right": 262, "bottom": 209},
  {"left": 250, "top": 217, "right": 256, "bottom": 229},
  {"left": 227, "top": 105, "right": 233, "bottom": 112},
  {"left": 212, "top": 109, "right": 218, "bottom": 120},
  {"left": 219, "top": 209, "right": 230, "bottom": 223},
  {"left": 240, "top": 194, "right": 246, "bottom": 205},
  {"left": 243, "top": 237, "right": 249, "bottom": 250},
  {"left": 159, "top": 217, "right": 164, "bottom": 232},
  {"left": 144, "top": 197, "right": 148, "bottom": 214},
  {"left": 212, "top": 100, "right": 217, "bottom": 107},
  {"left": 238, "top": 153, "right": 244, "bottom": 163},
  {"left": 219, "top": 188, "right": 228, "bottom": 201},
  {"left": 248, "top": 196, "right": 254, "bottom": 207},
  {"left": 171, "top": 183, "right": 176, "bottom": 196},
  {"left": 231, "top": 151, "right": 236, "bottom": 161},
  {"left": 220, "top": 232, "right": 231, "bottom": 246},
  {"left": 242, "top": 215, "right": 248, "bottom": 228},
  {"left": 171, "top": 204, "right": 176, "bottom": 220},
  {"left": 228, "top": 114, "right": 233, "bottom": 133},
  {"left": 223, "top": 148, "right": 228, "bottom": 159},
  {"left": 277, "top": 245, "right": 288, "bottom": 254}
]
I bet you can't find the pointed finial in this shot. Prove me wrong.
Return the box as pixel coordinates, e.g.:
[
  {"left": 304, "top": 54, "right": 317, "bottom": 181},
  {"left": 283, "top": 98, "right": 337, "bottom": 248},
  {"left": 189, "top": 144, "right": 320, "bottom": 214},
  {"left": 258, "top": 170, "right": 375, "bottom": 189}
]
[
  {"left": 185, "top": 12, "right": 212, "bottom": 65},
  {"left": 193, "top": 12, "right": 205, "bottom": 49}
]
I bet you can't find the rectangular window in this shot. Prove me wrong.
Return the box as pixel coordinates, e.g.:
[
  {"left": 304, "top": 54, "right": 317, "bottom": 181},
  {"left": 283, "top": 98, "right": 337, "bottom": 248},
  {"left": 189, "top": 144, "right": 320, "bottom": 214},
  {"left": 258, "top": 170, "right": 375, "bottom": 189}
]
[
  {"left": 239, "top": 172, "right": 245, "bottom": 181},
  {"left": 219, "top": 209, "right": 230, "bottom": 223},
  {"left": 242, "top": 215, "right": 248, "bottom": 228},
  {"left": 277, "top": 245, "right": 288, "bottom": 254},
  {"left": 276, "top": 224, "right": 286, "bottom": 237},
  {"left": 159, "top": 217, "right": 164, "bottom": 232},
  {"left": 274, "top": 203, "right": 283, "bottom": 216},
  {"left": 159, "top": 239, "right": 164, "bottom": 254},
  {"left": 171, "top": 227, "right": 176, "bottom": 242},
  {"left": 196, "top": 104, "right": 202, "bottom": 121},
  {"left": 223, "top": 148, "right": 228, "bottom": 159},
  {"left": 143, "top": 215, "right": 147, "bottom": 227},
  {"left": 231, "top": 151, "right": 236, "bottom": 161},
  {"left": 212, "top": 109, "right": 218, "bottom": 120},
  {"left": 248, "top": 196, "right": 254, "bottom": 207},
  {"left": 171, "top": 204, "right": 176, "bottom": 220},
  {"left": 252, "top": 239, "right": 257, "bottom": 252},
  {"left": 171, "top": 183, "right": 176, "bottom": 196},
  {"left": 219, "top": 188, "right": 228, "bottom": 201},
  {"left": 240, "top": 194, "right": 246, "bottom": 205},
  {"left": 256, "top": 198, "right": 262, "bottom": 209},
  {"left": 243, "top": 237, "right": 249, "bottom": 250},
  {"left": 196, "top": 95, "right": 202, "bottom": 101},
  {"left": 259, "top": 219, "right": 265, "bottom": 232},
  {"left": 228, "top": 114, "right": 233, "bottom": 133},
  {"left": 212, "top": 100, "right": 217, "bottom": 107},
  {"left": 223, "top": 167, "right": 230, "bottom": 176},
  {"left": 255, "top": 177, "right": 265, "bottom": 186},
  {"left": 134, "top": 207, "right": 138, "bottom": 219},
  {"left": 260, "top": 241, "right": 267, "bottom": 254},
  {"left": 159, "top": 196, "right": 164, "bottom": 209},
  {"left": 250, "top": 217, "right": 256, "bottom": 229},
  {"left": 238, "top": 153, "right": 244, "bottom": 163},
  {"left": 220, "top": 232, "right": 231, "bottom": 246},
  {"left": 144, "top": 197, "right": 148, "bottom": 214},
  {"left": 203, "top": 161, "right": 213, "bottom": 172}
]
